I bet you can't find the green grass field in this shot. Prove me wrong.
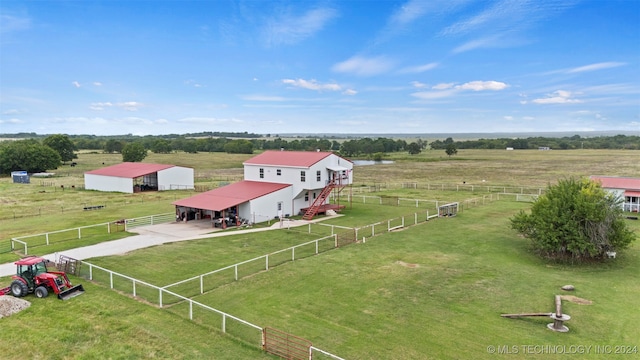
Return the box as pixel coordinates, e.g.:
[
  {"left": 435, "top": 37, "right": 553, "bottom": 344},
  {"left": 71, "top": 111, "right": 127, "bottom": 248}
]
[{"left": 1, "top": 149, "right": 638, "bottom": 359}]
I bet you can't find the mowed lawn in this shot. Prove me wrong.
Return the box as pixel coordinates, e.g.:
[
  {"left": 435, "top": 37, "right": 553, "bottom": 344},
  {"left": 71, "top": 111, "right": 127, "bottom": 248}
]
[
  {"left": 159, "top": 200, "right": 638, "bottom": 360},
  {"left": 182, "top": 202, "right": 640, "bottom": 359}
]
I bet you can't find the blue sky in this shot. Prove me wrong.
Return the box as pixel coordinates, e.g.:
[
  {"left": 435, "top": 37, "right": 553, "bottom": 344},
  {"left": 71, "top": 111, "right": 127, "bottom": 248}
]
[{"left": 1, "top": 0, "right": 639, "bottom": 136}]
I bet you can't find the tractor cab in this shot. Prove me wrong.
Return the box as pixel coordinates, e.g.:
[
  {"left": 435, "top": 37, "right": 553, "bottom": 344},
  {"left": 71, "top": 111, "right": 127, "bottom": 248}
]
[{"left": 9, "top": 256, "right": 85, "bottom": 300}]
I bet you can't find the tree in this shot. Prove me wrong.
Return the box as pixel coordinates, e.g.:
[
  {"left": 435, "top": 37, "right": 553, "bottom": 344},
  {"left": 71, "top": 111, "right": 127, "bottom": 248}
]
[
  {"left": 0, "top": 139, "right": 62, "bottom": 174},
  {"left": 104, "top": 139, "right": 124, "bottom": 153},
  {"left": 510, "top": 178, "right": 635, "bottom": 261},
  {"left": 407, "top": 142, "right": 422, "bottom": 155},
  {"left": 151, "top": 139, "right": 172, "bottom": 153},
  {"left": 445, "top": 143, "right": 457, "bottom": 157},
  {"left": 122, "top": 142, "right": 147, "bottom": 162},
  {"left": 43, "top": 134, "right": 77, "bottom": 163},
  {"left": 223, "top": 139, "right": 253, "bottom": 154}
]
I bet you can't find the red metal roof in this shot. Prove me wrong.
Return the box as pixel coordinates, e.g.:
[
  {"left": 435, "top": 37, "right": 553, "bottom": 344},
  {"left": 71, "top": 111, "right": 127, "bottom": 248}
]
[
  {"left": 243, "top": 150, "right": 335, "bottom": 167},
  {"left": 590, "top": 176, "right": 640, "bottom": 191},
  {"left": 85, "top": 162, "right": 177, "bottom": 178},
  {"left": 626, "top": 191, "right": 640, "bottom": 197},
  {"left": 173, "top": 181, "right": 291, "bottom": 211}
]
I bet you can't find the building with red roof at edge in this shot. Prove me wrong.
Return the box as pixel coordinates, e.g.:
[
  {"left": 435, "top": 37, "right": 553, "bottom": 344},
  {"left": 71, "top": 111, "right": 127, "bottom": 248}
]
[{"left": 590, "top": 176, "right": 640, "bottom": 213}]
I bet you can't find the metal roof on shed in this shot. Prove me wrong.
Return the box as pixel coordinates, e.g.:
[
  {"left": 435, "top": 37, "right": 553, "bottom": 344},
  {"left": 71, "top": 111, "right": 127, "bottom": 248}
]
[
  {"left": 590, "top": 176, "right": 640, "bottom": 191},
  {"left": 243, "top": 150, "right": 335, "bottom": 167},
  {"left": 173, "top": 180, "right": 291, "bottom": 211},
  {"left": 85, "top": 162, "right": 178, "bottom": 178}
]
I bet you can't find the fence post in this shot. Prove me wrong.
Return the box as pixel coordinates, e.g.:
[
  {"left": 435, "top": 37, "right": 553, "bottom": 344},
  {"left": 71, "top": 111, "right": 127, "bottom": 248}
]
[
  {"left": 200, "top": 275, "right": 204, "bottom": 294},
  {"left": 159, "top": 289, "right": 163, "bottom": 308},
  {"left": 46, "top": 233, "right": 50, "bottom": 245},
  {"left": 222, "top": 314, "right": 226, "bottom": 333},
  {"left": 292, "top": 247, "right": 295, "bottom": 261},
  {"left": 78, "top": 228, "right": 82, "bottom": 239},
  {"left": 132, "top": 280, "right": 137, "bottom": 297},
  {"left": 234, "top": 264, "right": 238, "bottom": 281},
  {"left": 266, "top": 255, "right": 269, "bottom": 270}
]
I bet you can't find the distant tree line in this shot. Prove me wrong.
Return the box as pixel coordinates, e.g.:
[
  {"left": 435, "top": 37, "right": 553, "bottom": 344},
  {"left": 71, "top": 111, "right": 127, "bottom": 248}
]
[
  {"left": 430, "top": 135, "right": 639, "bottom": 150},
  {"left": 2, "top": 132, "right": 636, "bottom": 174}
]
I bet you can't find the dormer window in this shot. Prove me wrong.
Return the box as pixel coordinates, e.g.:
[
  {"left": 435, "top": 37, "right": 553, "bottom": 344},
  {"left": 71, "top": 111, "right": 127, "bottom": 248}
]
[
  {"left": 259, "top": 168, "right": 264, "bottom": 179},
  {"left": 316, "top": 170, "right": 321, "bottom": 182},
  {"left": 300, "top": 171, "right": 306, "bottom": 182},
  {"left": 277, "top": 169, "right": 281, "bottom": 176}
]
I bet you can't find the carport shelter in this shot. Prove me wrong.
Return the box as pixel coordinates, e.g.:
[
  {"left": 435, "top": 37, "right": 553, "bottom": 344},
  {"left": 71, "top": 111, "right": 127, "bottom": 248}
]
[
  {"left": 172, "top": 180, "right": 291, "bottom": 223},
  {"left": 85, "top": 162, "right": 194, "bottom": 193}
]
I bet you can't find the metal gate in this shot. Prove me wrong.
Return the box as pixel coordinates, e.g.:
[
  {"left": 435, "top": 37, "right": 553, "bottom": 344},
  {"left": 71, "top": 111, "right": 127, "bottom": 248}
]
[
  {"left": 263, "top": 327, "right": 312, "bottom": 360},
  {"left": 57, "top": 255, "right": 81, "bottom": 276}
]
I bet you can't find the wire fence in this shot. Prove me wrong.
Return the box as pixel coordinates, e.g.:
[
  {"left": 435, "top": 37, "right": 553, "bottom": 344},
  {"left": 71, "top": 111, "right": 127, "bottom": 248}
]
[{"left": 350, "top": 182, "right": 545, "bottom": 195}]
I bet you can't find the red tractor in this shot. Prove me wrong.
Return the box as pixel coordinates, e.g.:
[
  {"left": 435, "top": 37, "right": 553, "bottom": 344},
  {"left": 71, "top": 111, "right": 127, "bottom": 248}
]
[{"left": 0, "top": 256, "right": 85, "bottom": 300}]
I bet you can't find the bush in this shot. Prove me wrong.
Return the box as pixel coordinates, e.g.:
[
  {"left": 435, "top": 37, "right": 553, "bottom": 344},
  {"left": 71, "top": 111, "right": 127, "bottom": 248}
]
[{"left": 510, "top": 177, "right": 635, "bottom": 261}]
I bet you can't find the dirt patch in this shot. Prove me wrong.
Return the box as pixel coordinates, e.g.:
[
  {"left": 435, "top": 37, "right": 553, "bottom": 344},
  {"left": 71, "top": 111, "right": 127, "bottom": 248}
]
[
  {"left": 560, "top": 295, "right": 593, "bottom": 305},
  {"left": 0, "top": 296, "right": 31, "bottom": 318},
  {"left": 395, "top": 261, "right": 419, "bottom": 268}
]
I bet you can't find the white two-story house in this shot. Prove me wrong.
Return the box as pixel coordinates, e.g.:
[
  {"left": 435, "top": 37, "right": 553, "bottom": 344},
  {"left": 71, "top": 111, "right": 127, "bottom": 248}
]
[{"left": 173, "top": 150, "right": 353, "bottom": 225}]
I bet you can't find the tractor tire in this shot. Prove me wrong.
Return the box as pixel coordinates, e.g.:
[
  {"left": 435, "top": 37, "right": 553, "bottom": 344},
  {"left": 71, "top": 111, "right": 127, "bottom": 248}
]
[
  {"left": 10, "top": 280, "right": 28, "bottom": 297},
  {"left": 35, "top": 286, "right": 49, "bottom": 298}
]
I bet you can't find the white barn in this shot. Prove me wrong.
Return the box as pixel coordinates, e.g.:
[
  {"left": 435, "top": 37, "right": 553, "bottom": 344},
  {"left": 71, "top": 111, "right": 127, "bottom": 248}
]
[
  {"left": 173, "top": 150, "right": 353, "bottom": 225},
  {"left": 85, "top": 162, "right": 194, "bottom": 193}
]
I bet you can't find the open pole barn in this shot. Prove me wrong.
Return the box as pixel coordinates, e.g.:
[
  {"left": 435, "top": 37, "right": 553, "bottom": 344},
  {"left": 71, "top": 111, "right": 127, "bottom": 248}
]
[{"left": 84, "top": 162, "right": 194, "bottom": 193}]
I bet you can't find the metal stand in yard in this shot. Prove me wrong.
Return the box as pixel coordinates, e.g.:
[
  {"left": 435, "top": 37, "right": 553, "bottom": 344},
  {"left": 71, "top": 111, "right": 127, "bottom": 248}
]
[{"left": 501, "top": 295, "right": 570, "bottom": 332}]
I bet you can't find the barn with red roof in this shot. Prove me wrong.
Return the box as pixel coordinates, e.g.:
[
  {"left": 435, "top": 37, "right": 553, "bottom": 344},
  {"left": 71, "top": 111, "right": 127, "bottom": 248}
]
[
  {"left": 590, "top": 176, "right": 640, "bottom": 212},
  {"left": 85, "top": 162, "right": 194, "bottom": 193},
  {"left": 173, "top": 150, "right": 352, "bottom": 225}
]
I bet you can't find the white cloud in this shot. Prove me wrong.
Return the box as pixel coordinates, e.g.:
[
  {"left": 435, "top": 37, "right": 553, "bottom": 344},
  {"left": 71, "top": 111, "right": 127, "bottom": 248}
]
[
  {"left": 2, "top": 109, "right": 20, "bottom": 115},
  {"left": 332, "top": 56, "right": 394, "bottom": 76},
  {"left": 264, "top": 7, "right": 338, "bottom": 46},
  {"left": 455, "top": 80, "right": 508, "bottom": 91},
  {"left": 412, "top": 80, "right": 508, "bottom": 100},
  {"left": 398, "top": 62, "right": 439, "bottom": 74},
  {"left": 0, "top": 14, "right": 31, "bottom": 34},
  {"left": 119, "top": 102, "right": 143, "bottom": 111},
  {"left": 504, "top": 116, "right": 514, "bottom": 120},
  {"left": 89, "top": 102, "right": 113, "bottom": 111},
  {"left": 432, "top": 83, "right": 455, "bottom": 90},
  {"left": 411, "top": 89, "right": 457, "bottom": 100},
  {"left": 411, "top": 81, "right": 427, "bottom": 88},
  {"left": 567, "top": 62, "right": 626, "bottom": 73},
  {"left": 0, "top": 118, "right": 23, "bottom": 124},
  {"left": 89, "top": 101, "right": 143, "bottom": 111},
  {"left": 282, "top": 78, "right": 342, "bottom": 92},
  {"left": 342, "top": 89, "right": 358, "bottom": 96},
  {"left": 177, "top": 117, "right": 243, "bottom": 125},
  {"left": 531, "top": 90, "right": 582, "bottom": 104},
  {"left": 72, "top": 81, "right": 81, "bottom": 88},
  {"left": 93, "top": 82, "right": 103, "bottom": 86},
  {"left": 242, "top": 95, "right": 287, "bottom": 102}
]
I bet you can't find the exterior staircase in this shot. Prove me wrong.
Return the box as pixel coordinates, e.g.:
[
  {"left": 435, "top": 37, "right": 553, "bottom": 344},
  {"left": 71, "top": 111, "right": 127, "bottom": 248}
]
[{"left": 302, "top": 178, "right": 346, "bottom": 220}]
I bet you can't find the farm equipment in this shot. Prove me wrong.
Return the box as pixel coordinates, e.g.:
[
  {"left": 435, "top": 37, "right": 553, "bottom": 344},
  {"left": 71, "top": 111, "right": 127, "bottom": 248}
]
[{"left": 0, "top": 256, "right": 85, "bottom": 300}]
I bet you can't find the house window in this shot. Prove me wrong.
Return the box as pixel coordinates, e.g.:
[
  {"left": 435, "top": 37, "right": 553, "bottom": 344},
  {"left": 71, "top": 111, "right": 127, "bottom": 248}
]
[
  {"left": 301, "top": 171, "right": 306, "bottom": 182},
  {"left": 316, "top": 170, "right": 321, "bottom": 182},
  {"left": 277, "top": 169, "right": 281, "bottom": 176},
  {"left": 259, "top": 168, "right": 264, "bottom": 179},
  {"left": 313, "top": 192, "right": 316, "bottom": 199},
  {"left": 305, "top": 193, "right": 309, "bottom": 201}
]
